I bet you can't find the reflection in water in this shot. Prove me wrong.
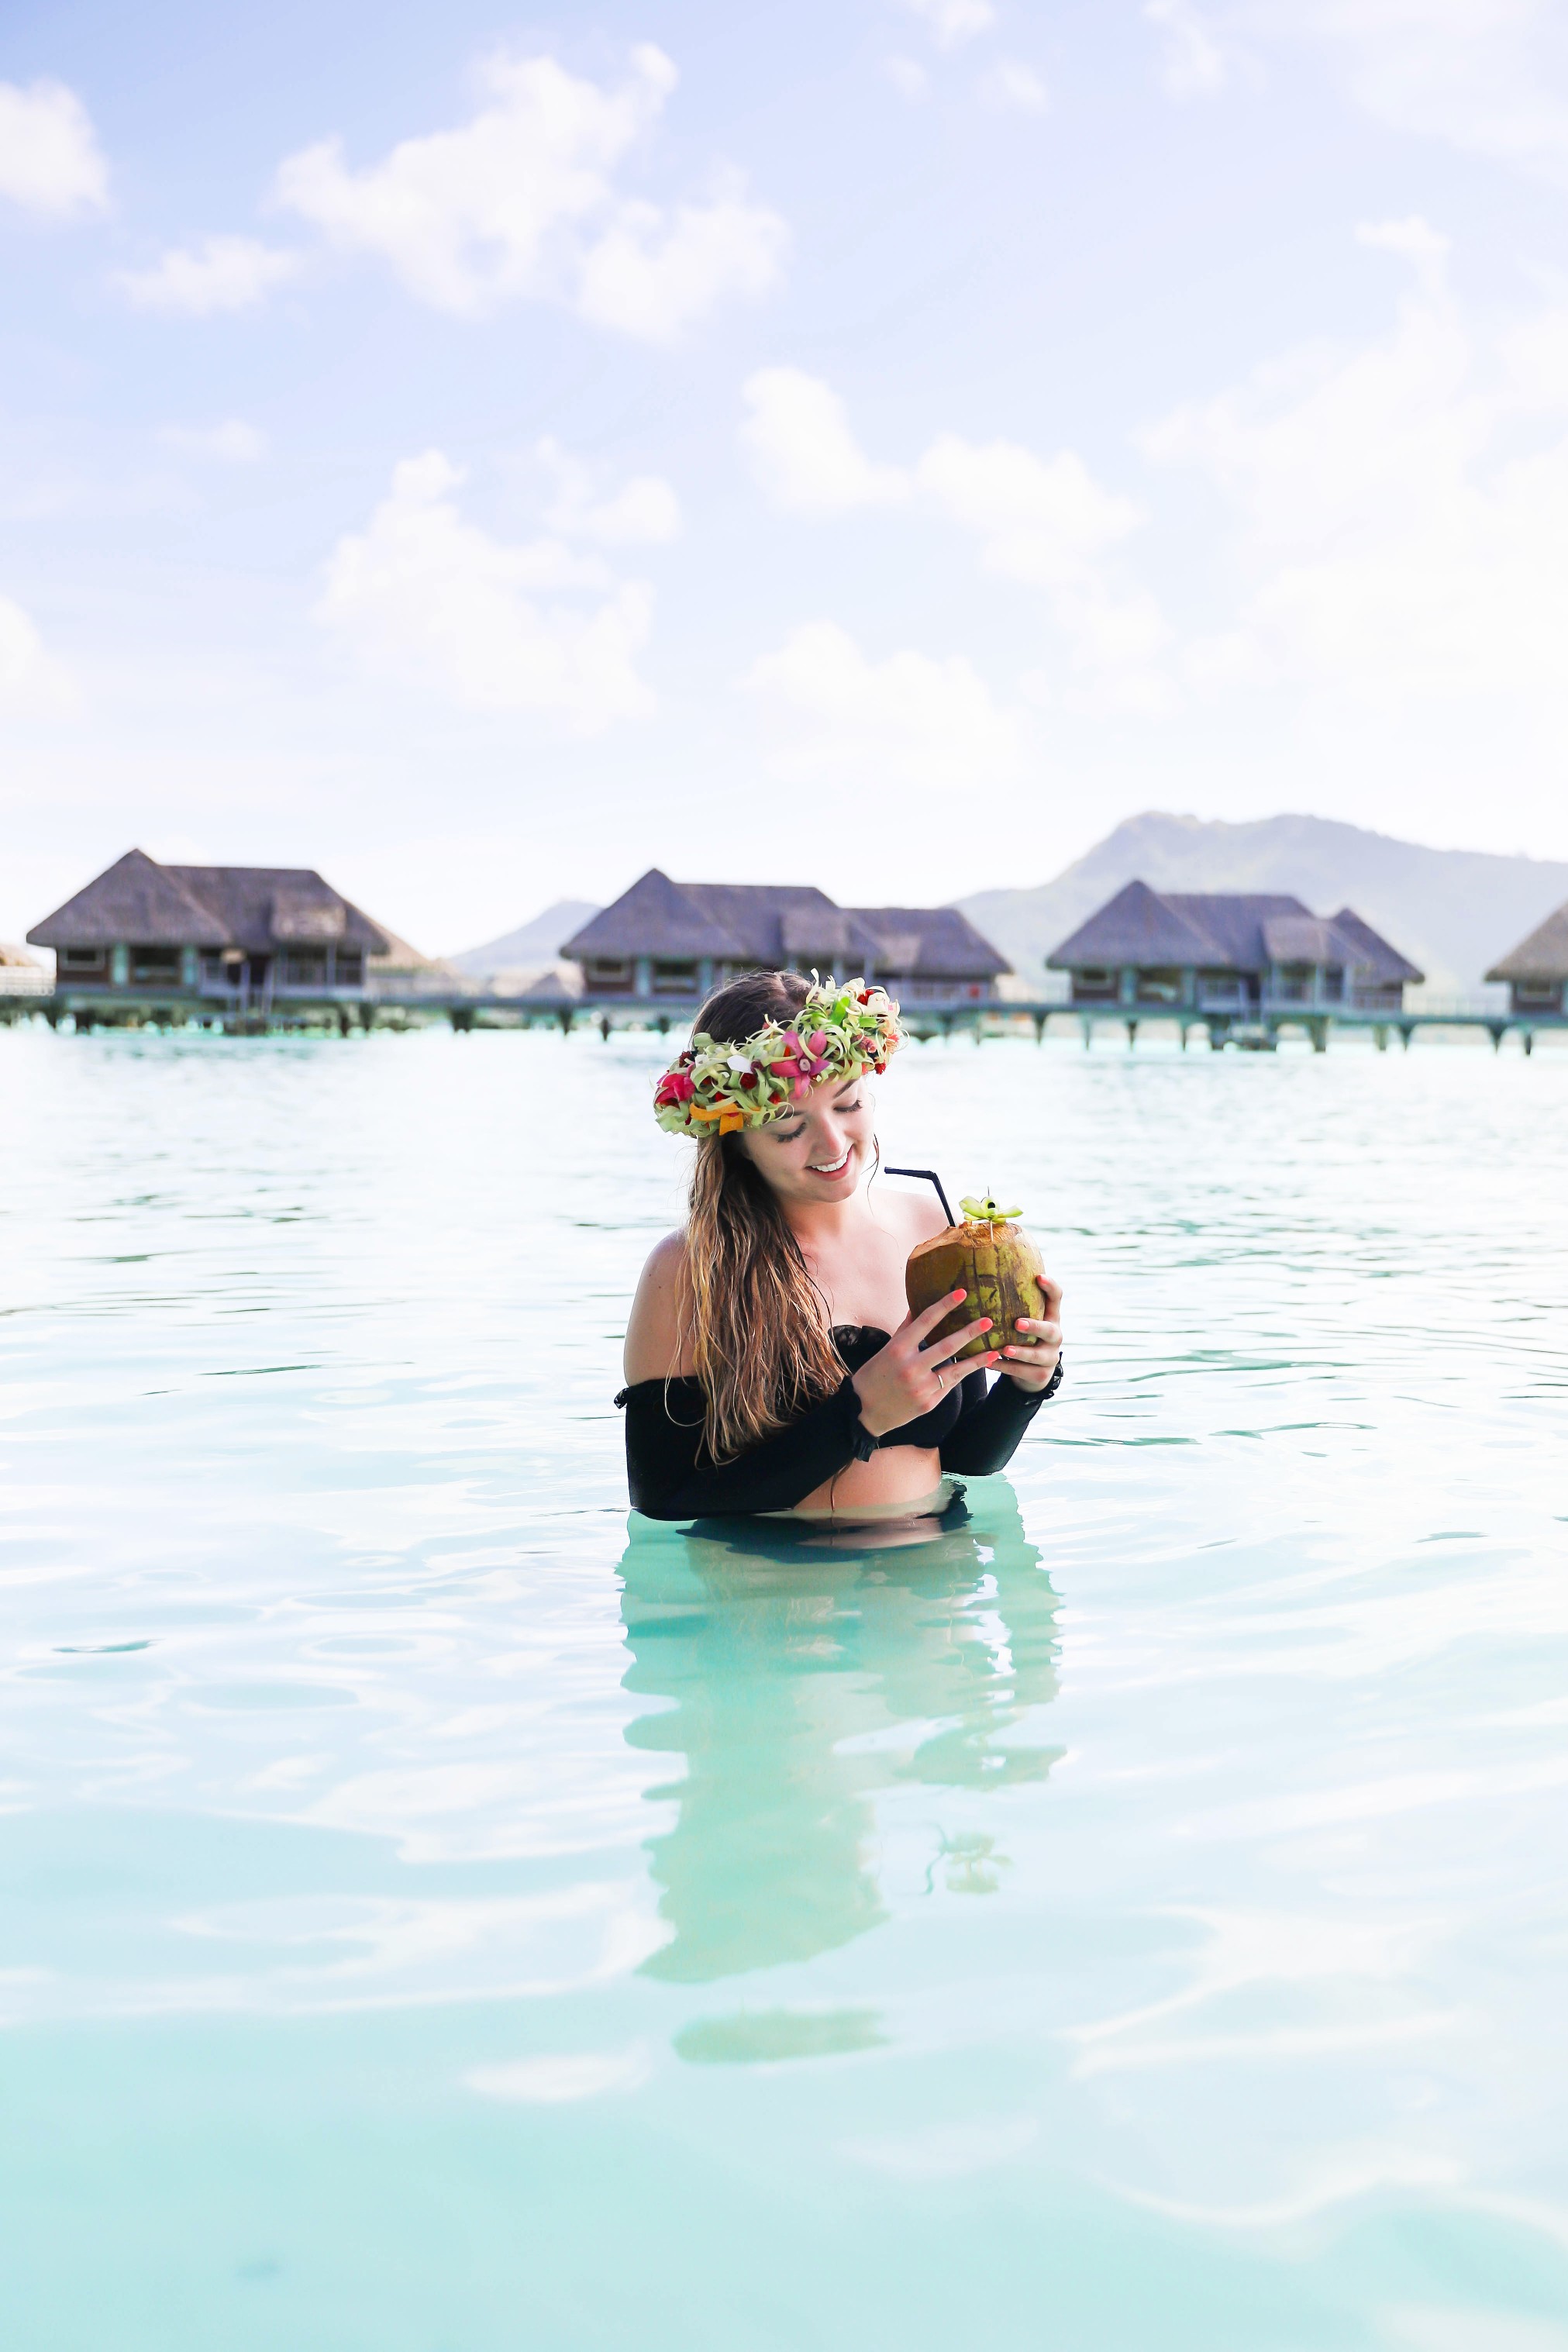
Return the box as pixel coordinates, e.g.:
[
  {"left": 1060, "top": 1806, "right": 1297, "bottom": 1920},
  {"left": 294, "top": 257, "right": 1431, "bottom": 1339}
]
[
  {"left": 674, "top": 2009, "right": 887, "bottom": 2065},
  {"left": 617, "top": 1483, "right": 1063, "bottom": 1985}
]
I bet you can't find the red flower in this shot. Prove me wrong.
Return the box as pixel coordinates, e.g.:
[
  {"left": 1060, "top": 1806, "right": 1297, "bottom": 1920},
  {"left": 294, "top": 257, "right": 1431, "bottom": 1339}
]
[{"left": 655, "top": 1070, "right": 696, "bottom": 1107}]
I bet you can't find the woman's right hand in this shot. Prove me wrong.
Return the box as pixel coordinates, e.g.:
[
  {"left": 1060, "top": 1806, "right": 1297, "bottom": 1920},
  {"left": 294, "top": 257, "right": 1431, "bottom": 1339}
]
[{"left": 851, "top": 1291, "right": 998, "bottom": 1437}]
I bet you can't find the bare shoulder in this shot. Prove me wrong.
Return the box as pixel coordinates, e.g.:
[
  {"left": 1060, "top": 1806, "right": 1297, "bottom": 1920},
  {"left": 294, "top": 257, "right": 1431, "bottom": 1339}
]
[
  {"left": 878, "top": 1182, "right": 951, "bottom": 1246},
  {"left": 623, "top": 1229, "right": 695, "bottom": 1383}
]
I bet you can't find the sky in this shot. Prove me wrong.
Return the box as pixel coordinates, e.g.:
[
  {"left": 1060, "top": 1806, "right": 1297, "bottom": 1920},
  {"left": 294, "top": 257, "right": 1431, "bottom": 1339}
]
[{"left": 5, "top": 0, "right": 1568, "bottom": 954}]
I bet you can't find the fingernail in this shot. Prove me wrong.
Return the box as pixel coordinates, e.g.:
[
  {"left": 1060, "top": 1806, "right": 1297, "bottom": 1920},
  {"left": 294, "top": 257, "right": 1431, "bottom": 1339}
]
[
  {"left": 979, "top": 1319, "right": 992, "bottom": 1331},
  {"left": 1015, "top": 1318, "right": 1028, "bottom": 1329}
]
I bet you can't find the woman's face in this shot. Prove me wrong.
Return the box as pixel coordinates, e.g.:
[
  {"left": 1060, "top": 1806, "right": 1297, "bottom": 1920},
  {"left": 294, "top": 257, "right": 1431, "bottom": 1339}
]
[{"left": 736, "top": 1069, "right": 876, "bottom": 1207}]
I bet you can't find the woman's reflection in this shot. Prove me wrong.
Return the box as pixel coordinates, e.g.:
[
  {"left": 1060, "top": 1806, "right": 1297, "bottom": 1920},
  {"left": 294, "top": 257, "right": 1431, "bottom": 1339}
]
[{"left": 617, "top": 1483, "right": 1063, "bottom": 1986}]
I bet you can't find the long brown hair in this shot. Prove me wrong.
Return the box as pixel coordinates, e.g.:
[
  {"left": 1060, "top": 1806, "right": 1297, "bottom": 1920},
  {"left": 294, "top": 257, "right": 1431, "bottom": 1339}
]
[{"left": 682, "top": 969, "right": 849, "bottom": 1462}]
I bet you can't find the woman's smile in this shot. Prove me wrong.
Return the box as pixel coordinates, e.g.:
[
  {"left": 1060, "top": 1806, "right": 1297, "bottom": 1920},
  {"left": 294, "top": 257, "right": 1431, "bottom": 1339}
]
[{"left": 806, "top": 1143, "right": 854, "bottom": 1178}]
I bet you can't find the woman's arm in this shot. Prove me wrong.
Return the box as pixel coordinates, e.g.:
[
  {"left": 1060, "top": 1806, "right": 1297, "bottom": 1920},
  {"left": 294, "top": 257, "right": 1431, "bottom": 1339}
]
[
  {"left": 623, "top": 1231, "right": 697, "bottom": 1383},
  {"left": 622, "top": 1226, "right": 869, "bottom": 1517},
  {"left": 939, "top": 1364, "right": 1057, "bottom": 1474},
  {"left": 620, "top": 1374, "right": 870, "bottom": 1520}
]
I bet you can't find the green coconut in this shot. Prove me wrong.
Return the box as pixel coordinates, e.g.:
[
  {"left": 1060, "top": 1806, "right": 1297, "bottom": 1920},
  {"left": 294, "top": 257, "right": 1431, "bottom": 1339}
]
[{"left": 905, "top": 1192, "right": 1046, "bottom": 1362}]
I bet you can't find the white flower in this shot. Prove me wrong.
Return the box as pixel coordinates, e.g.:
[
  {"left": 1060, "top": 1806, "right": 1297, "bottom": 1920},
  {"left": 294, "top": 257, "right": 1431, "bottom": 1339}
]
[{"left": 726, "top": 1053, "right": 752, "bottom": 1073}]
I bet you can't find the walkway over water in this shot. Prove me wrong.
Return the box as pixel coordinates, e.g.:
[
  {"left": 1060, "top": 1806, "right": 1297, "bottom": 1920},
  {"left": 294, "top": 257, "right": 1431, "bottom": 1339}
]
[
  {"left": 11, "top": 985, "right": 1566, "bottom": 1050},
  {"left": 441, "top": 993, "right": 1566, "bottom": 1054}
]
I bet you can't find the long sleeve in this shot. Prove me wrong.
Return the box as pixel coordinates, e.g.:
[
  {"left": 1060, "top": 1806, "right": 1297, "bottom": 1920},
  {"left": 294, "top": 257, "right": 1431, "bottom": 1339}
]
[
  {"left": 619, "top": 1374, "right": 870, "bottom": 1521},
  {"left": 939, "top": 1366, "right": 1056, "bottom": 1474}
]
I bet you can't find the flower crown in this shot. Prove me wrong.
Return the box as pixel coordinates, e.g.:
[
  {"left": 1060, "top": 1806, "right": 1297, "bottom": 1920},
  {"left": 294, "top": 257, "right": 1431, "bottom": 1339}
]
[{"left": 653, "top": 976, "right": 904, "bottom": 1137}]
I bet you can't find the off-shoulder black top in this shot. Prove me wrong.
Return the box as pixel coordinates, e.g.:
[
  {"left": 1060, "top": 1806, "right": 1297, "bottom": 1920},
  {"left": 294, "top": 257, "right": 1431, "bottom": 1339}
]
[{"left": 615, "top": 1324, "right": 1062, "bottom": 1522}]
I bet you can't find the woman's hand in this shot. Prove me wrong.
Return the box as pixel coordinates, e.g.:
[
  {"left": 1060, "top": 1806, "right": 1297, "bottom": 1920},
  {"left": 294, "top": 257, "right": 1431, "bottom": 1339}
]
[
  {"left": 851, "top": 1291, "right": 998, "bottom": 1437},
  {"left": 999, "top": 1273, "right": 1063, "bottom": 1391}
]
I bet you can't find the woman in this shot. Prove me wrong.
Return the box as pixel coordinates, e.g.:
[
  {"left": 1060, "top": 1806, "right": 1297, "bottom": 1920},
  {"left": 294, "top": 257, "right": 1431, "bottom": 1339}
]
[{"left": 619, "top": 969, "right": 1064, "bottom": 1527}]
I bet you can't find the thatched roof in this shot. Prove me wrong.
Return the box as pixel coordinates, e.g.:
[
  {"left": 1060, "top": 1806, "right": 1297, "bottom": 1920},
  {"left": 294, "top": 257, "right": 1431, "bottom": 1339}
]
[
  {"left": 850, "top": 905, "right": 1008, "bottom": 978},
  {"left": 1486, "top": 899, "right": 1568, "bottom": 983},
  {"left": 560, "top": 870, "right": 1008, "bottom": 979},
  {"left": 29, "top": 848, "right": 390, "bottom": 955},
  {"left": 1261, "top": 913, "right": 1339, "bottom": 965},
  {"left": 1048, "top": 880, "right": 1239, "bottom": 967},
  {"left": 0, "top": 942, "right": 42, "bottom": 968},
  {"left": 29, "top": 850, "right": 223, "bottom": 947},
  {"left": 1325, "top": 907, "right": 1423, "bottom": 985},
  {"left": 1049, "top": 880, "right": 1422, "bottom": 981},
  {"left": 563, "top": 871, "right": 845, "bottom": 964}
]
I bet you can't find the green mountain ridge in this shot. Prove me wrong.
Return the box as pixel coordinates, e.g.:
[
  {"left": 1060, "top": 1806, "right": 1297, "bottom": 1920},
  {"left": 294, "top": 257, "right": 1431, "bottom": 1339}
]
[{"left": 957, "top": 813, "right": 1568, "bottom": 999}]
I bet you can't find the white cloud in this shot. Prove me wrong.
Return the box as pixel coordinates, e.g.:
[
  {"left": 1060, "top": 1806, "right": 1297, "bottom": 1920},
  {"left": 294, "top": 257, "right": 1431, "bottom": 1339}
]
[
  {"left": 915, "top": 434, "right": 1142, "bottom": 585},
  {"left": 1299, "top": 0, "right": 1568, "bottom": 177},
  {"left": 576, "top": 181, "right": 786, "bottom": 340},
  {"left": 895, "top": 0, "right": 998, "bottom": 52},
  {"left": 316, "top": 450, "right": 653, "bottom": 729},
  {"left": 0, "top": 595, "right": 71, "bottom": 709},
  {"left": 274, "top": 45, "right": 785, "bottom": 336},
  {"left": 275, "top": 47, "right": 670, "bottom": 309},
  {"left": 160, "top": 419, "right": 268, "bottom": 463},
  {"left": 118, "top": 236, "right": 302, "bottom": 315},
  {"left": 918, "top": 433, "right": 1170, "bottom": 692},
  {"left": 741, "top": 620, "right": 1020, "bottom": 791},
  {"left": 1144, "top": 0, "right": 1234, "bottom": 98},
  {"left": 1146, "top": 217, "right": 1568, "bottom": 708},
  {"left": 739, "top": 370, "right": 1168, "bottom": 694},
  {"left": 0, "top": 79, "right": 108, "bottom": 218},
  {"left": 978, "top": 61, "right": 1051, "bottom": 113},
  {"left": 536, "top": 437, "right": 681, "bottom": 544},
  {"left": 740, "top": 368, "right": 911, "bottom": 513},
  {"left": 1184, "top": 4, "right": 1568, "bottom": 177}
]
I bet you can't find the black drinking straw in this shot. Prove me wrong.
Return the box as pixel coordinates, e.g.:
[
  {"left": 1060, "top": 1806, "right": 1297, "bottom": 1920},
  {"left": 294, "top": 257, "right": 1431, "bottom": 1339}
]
[{"left": 884, "top": 1167, "right": 956, "bottom": 1226}]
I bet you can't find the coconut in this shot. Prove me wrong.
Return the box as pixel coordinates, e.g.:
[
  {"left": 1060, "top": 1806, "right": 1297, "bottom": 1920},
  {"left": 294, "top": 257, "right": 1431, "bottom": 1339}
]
[{"left": 905, "top": 1192, "right": 1046, "bottom": 1363}]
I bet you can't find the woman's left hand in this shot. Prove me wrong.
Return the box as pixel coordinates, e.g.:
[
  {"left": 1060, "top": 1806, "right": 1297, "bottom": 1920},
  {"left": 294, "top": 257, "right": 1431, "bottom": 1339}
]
[{"left": 1000, "top": 1273, "right": 1063, "bottom": 1390}]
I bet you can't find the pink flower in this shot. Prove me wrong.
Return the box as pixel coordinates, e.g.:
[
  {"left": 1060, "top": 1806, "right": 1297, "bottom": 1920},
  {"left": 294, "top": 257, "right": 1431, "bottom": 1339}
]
[
  {"left": 769, "top": 1025, "right": 834, "bottom": 1099},
  {"left": 655, "top": 1070, "right": 695, "bottom": 1107}
]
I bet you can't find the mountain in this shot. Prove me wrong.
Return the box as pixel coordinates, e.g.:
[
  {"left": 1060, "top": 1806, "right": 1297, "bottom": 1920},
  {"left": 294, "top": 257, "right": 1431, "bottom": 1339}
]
[
  {"left": 446, "top": 899, "right": 601, "bottom": 980},
  {"left": 958, "top": 814, "right": 1568, "bottom": 1000}
]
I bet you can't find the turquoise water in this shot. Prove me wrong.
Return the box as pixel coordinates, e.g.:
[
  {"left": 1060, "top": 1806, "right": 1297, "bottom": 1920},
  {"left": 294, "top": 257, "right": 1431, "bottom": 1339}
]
[{"left": 3, "top": 1023, "right": 1566, "bottom": 2351}]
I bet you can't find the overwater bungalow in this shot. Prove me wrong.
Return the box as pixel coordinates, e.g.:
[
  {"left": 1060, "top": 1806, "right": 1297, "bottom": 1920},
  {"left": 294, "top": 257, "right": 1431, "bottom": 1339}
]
[
  {"left": 28, "top": 848, "right": 391, "bottom": 1024},
  {"left": 0, "top": 943, "right": 48, "bottom": 997},
  {"left": 560, "top": 869, "right": 1008, "bottom": 1006},
  {"left": 1048, "top": 881, "right": 1422, "bottom": 1022},
  {"left": 1485, "top": 902, "right": 1568, "bottom": 1017}
]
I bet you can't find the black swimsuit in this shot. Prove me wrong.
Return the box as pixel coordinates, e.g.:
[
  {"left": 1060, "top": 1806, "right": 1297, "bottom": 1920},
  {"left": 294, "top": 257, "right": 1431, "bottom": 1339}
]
[{"left": 616, "top": 1324, "right": 1060, "bottom": 1522}]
